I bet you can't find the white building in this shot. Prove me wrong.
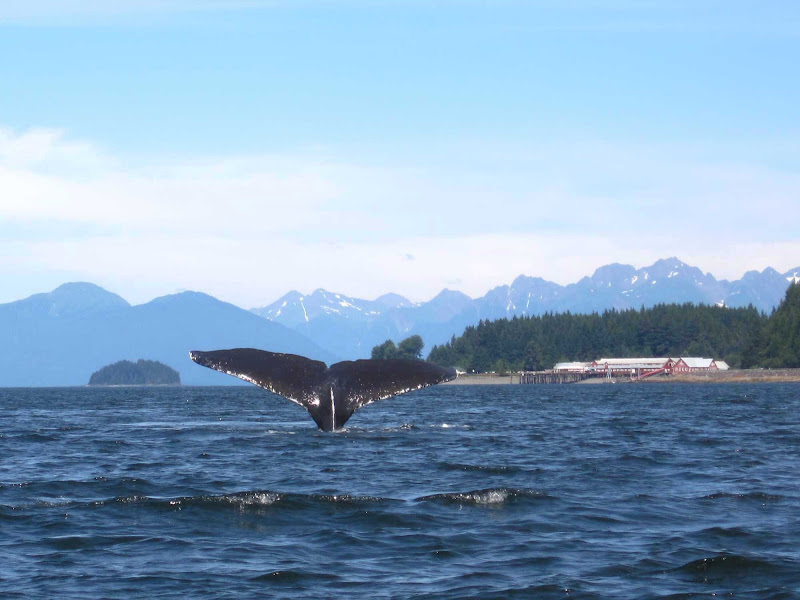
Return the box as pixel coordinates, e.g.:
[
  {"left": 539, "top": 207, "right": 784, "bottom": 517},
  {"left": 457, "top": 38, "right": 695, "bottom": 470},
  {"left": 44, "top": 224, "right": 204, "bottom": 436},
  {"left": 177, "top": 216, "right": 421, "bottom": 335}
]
[
  {"left": 673, "top": 357, "right": 718, "bottom": 372},
  {"left": 591, "top": 358, "right": 673, "bottom": 375},
  {"left": 550, "top": 356, "right": 731, "bottom": 376},
  {"left": 553, "top": 362, "right": 593, "bottom": 372}
]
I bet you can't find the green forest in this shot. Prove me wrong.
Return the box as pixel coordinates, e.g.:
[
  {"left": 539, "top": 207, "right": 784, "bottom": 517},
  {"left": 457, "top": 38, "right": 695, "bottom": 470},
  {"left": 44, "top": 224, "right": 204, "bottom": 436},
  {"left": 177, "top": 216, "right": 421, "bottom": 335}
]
[
  {"left": 371, "top": 335, "right": 425, "bottom": 360},
  {"left": 428, "top": 283, "right": 800, "bottom": 372},
  {"left": 88, "top": 359, "right": 181, "bottom": 385},
  {"left": 742, "top": 282, "right": 800, "bottom": 368}
]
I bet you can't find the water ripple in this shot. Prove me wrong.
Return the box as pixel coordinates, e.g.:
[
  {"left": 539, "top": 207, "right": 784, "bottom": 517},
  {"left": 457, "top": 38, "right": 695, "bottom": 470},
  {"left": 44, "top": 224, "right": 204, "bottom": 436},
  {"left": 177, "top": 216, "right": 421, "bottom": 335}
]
[{"left": 1, "top": 383, "right": 799, "bottom": 598}]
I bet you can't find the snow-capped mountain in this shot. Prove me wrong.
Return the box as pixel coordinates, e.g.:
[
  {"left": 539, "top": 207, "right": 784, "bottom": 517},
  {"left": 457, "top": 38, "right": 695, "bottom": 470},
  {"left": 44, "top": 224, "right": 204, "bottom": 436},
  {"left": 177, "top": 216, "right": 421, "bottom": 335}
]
[
  {"left": 250, "top": 289, "right": 418, "bottom": 359},
  {"left": 252, "top": 289, "right": 416, "bottom": 328},
  {"left": 723, "top": 267, "right": 793, "bottom": 311},
  {"left": 556, "top": 259, "right": 727, "bottom": 312},
  {"left": 251, "top": 258, "right": 800, "bottom": 360},
  {"left": 475, "top": 276, "right": 564, "bottom": 321}
]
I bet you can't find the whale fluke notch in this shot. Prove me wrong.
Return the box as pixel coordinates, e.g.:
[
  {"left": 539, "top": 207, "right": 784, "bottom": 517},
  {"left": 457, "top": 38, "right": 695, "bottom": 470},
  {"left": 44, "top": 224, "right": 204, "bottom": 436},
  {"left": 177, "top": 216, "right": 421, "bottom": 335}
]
[{"left": 189, "top": 348, "right": 457, "bottom": 431}]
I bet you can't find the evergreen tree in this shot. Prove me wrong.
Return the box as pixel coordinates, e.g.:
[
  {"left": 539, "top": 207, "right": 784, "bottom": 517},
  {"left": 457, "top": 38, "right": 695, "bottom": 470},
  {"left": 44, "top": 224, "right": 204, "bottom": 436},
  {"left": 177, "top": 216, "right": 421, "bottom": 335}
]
[
  {"left": 747, "top": 282, "right": 800, "bottom": 368},
  {"left": 371, "top": 335, "right": 425, "bottom": 361},
  {"left": 427, "top": 303, "right": 767, "bottom": 372},
  {"left": 371, "top": 340, "right": 398, "bottom": 360},
  {"left": 397, "top": 335, "right": 424, "bottom": 360}
]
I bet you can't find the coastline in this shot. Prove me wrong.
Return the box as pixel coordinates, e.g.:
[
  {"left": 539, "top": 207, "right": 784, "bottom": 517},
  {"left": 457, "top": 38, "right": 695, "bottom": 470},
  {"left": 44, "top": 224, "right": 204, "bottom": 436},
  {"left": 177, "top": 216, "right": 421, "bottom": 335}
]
[
  {"left": 636, "top": 369, "right": 800, "bottom": 384},
  {"left": 443, "top": 374, "right": 519, "bottom": 385},
  {"left": 84, "top": 383, "right": 183, "bottom": 388},
  {"left": 446, "top": 369, "right": 800, "bottom": 385}
]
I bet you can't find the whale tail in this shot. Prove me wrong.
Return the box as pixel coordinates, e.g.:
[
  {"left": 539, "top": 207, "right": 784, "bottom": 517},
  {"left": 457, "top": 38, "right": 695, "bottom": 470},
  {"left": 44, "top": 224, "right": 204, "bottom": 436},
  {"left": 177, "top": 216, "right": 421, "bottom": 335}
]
[{"left": 189, "top": 348, "right": 457, "bottom": 430}]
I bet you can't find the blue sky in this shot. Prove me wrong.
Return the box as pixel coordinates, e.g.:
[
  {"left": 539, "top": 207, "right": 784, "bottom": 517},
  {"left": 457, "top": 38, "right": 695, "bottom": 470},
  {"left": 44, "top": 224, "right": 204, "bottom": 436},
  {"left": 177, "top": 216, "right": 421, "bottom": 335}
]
[{"left": 1, "top": 1, "right": 799, "bottom": 306}]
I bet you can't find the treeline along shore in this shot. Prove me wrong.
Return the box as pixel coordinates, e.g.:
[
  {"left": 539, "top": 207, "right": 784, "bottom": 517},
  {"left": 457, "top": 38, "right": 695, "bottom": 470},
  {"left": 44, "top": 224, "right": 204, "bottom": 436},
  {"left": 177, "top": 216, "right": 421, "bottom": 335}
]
[{"left": 428, "top": 283, "right": 800, "bottom": 375}]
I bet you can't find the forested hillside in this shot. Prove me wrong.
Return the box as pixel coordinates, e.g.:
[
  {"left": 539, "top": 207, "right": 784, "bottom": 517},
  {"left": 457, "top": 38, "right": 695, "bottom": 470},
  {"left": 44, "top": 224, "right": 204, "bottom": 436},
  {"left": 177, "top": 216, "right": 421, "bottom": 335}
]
[
  {"left": 428, "top": 304, "right": 767, "bottom": 372},
  {"left": 742, "top": 282, "right": 800, "bottom": 368}
]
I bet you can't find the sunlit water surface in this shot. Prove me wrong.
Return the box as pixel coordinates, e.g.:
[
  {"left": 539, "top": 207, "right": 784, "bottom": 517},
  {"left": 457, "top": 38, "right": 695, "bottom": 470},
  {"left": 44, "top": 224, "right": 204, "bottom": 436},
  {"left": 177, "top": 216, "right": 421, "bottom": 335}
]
[{"left": 1, "top": 384, "right": 799, "bottom": 598}]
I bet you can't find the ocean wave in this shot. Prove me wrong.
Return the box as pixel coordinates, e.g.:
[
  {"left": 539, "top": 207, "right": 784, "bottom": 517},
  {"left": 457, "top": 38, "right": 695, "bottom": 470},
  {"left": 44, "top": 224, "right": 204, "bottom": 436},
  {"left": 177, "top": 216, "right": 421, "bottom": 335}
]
[
  {"left": 22, "top": 432, "right": 59, "bottom": 442},
  {"left": 697, "top": 525, "right": 752, "bottom": 538},
  {"left": 250, "top": 570, "right": 339, "bottom": 583},
  {"left": 5, "top": 477, "right": 154, "bottom": 490},
  {"left": 212, "top": 491, "right": 282, "bottom": 507},
  {"left": 619, "top": 452, "right": 667, "bottom": 465},
  {"left": 0, "top": 478, "right": 160, "bottom": 509},
  {"left": 87, "top": 490, "right": 394, "bottom": 512},
  {"left": 16, "top": 487, "right": 558, "bottom": 512},
  {"left": 93, "top": 494, "right": 153, "bottom": 506},
  {"left": 89, "top": 491, "right": 282, "bottom": 510},
  {"left": 0, "top": 504, "right": 29, "bottom": 521},
  {"left": 116, "top": 488, "right": 552, "bottom": 509},
  {"left": 44, "top": 534, "right": 152, "bottom": 551},
  {"left": 702, "top": 491, "right": 783, "bottom": 501},
  {"left": 437, "top": 462, "right": 522, "bottom": 474},
  {"left": 273, "top": 492, "right": 391, "bottom": 507},
  {"left": 416, "top": 488, "right": 552, "bottom": 505},
  {"left": 369, "top": 423, "right": 418, "bottom": 433},
  {"left": 673, "top": 553, "right": 789, "bottom": 581}
]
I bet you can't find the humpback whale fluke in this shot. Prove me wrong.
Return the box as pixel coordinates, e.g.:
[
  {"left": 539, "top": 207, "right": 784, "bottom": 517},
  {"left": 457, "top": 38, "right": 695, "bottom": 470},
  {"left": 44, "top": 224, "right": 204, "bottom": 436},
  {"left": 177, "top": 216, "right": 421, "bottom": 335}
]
[{"left": 189, "top": 348, "right": 457, "bottom": 431}]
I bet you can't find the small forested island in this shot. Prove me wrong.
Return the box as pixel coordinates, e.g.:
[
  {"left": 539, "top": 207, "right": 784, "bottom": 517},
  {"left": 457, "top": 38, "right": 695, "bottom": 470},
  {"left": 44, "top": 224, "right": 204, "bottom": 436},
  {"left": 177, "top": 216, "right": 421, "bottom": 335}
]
[{"left": 88, "top": 359, "right": 181, "bottom": 386}]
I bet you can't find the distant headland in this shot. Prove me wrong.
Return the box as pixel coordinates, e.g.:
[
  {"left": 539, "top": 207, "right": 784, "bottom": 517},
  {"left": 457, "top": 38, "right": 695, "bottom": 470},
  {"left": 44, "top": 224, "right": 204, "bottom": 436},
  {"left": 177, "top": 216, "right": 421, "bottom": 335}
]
[{"left": 88, "top": 360, "right": 181, "bottom": 386}]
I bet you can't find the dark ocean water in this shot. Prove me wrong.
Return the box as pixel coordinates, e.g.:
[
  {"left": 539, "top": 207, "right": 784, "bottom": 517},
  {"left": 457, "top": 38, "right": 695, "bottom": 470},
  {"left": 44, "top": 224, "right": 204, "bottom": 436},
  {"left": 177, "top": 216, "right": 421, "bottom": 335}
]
[{"left": 1, "top": 383, "right": 799, "bottom": 599}]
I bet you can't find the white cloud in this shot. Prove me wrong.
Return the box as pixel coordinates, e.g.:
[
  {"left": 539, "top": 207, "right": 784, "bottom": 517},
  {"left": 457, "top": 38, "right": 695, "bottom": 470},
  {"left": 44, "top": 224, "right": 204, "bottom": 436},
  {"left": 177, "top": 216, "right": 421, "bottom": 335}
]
[
  {"left": 0, "top": 127, "right": 111, "bottom": 172},
  {"left": 1, "top": 126, "right": 798, "bottom": 306},
  {"left": 0, "top": 231, "right": 640, "bottom": 306}
]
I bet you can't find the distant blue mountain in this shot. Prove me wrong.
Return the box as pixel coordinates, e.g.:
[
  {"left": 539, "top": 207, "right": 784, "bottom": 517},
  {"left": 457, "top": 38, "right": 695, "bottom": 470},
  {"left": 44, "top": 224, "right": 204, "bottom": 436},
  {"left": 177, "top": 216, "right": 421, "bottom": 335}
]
[
  {"left": 0, "top": 283, "right": 335, "bottom": 386},
  {"left": 4, "top": 258, "right": 798, "bottom": 385},
  {"left": 252, "top": 258, "right": 800, "bottom": 360},
  {"left": 2, "top": 282, "right": 130, "bottom": 318}
]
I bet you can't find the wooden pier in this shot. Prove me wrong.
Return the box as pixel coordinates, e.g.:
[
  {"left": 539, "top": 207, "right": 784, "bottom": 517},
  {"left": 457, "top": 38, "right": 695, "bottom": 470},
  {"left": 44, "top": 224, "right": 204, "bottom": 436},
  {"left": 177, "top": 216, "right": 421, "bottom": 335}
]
[{"left": 519, "top": 371, "right": 591, "bottom": 384}]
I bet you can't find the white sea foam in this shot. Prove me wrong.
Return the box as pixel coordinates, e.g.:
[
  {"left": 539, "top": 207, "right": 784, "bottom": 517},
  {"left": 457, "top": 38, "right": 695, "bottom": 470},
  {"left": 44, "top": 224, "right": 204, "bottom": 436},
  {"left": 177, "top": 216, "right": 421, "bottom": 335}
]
[{"left": 222, "top": 492, "right": 281, "bottom": 507}]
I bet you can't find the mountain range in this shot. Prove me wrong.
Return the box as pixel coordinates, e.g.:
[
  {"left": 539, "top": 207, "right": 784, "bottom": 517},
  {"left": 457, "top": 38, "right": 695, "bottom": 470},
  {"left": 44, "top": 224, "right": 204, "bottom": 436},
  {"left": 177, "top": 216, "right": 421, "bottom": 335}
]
[
  {"left": 0, "top": 283, "right": 334, "bottom": 386},
  {"left": 252, "top": 258, "right": 800, "bottom": 360},
  {"left": 2, "top": 258, "right": 798, "bottom": 385}
]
